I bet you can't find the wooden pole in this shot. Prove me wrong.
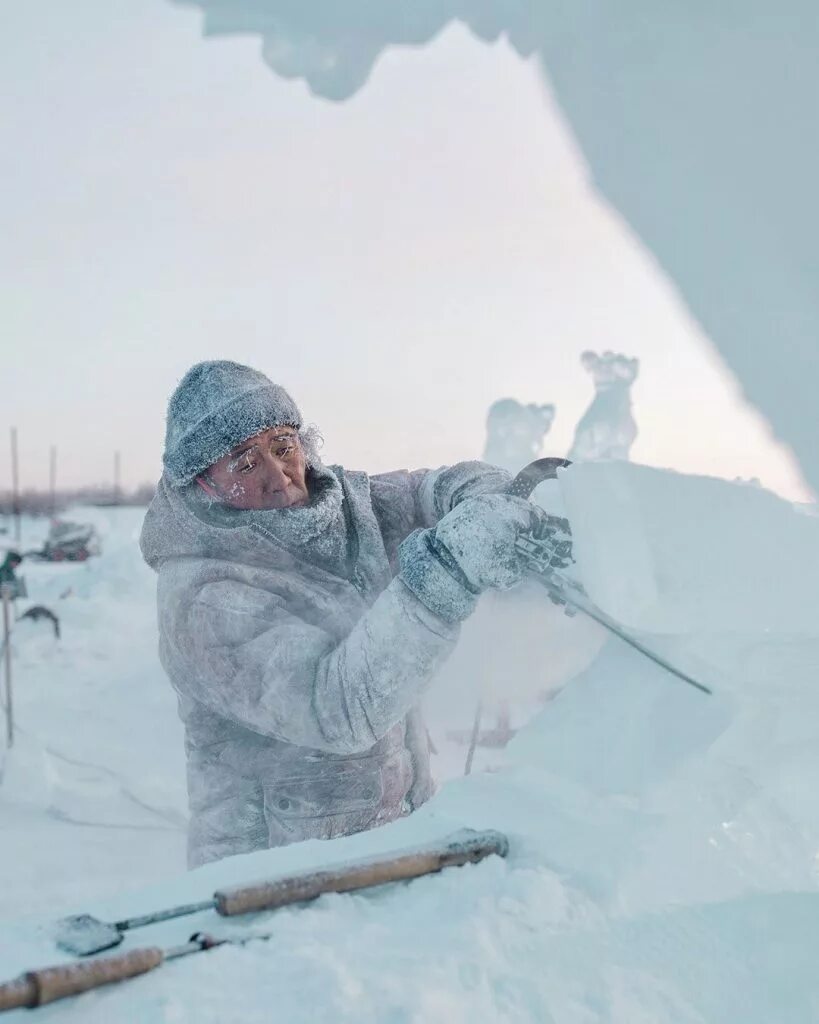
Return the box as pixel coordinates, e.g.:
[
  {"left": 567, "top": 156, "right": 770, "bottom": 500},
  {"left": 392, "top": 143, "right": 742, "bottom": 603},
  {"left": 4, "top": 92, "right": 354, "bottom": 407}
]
[
  {"left": 1, "top": 585, "right": 13, "bottom": 748},
  {"left": 49, "top": 445, "right": 57, "bottom": 517},
  {"left": 464, "top": 702, "right": 483, "bottom": 776},
  {"left": 10, "top": 428, "right": 20, "bottom": 544},
  {"left": 113, "top": 450, "right": 121, "bottom": 505}
]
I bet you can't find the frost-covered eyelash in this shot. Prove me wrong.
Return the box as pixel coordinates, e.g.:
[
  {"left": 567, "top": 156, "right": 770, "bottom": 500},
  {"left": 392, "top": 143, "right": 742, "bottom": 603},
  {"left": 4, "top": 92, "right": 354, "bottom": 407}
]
[{"left": 228, "top": 448, "right": 258, "bottom": 474}]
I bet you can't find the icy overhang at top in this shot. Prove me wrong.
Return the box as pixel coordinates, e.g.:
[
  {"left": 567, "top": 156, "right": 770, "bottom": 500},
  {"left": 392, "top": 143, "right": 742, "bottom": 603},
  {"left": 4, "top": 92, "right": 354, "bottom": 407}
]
[{"left": 174, "top": 0, "right": 819, "bottom": 496}]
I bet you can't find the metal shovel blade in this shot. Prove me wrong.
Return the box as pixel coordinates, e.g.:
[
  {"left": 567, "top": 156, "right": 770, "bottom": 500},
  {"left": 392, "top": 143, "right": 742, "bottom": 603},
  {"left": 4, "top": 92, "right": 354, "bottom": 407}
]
[
  {"left": 55, "top": 914, "right": 124, "bottom": 956},
  {"left": 54, "top": 898, "right": 215, "bottom": 956}
]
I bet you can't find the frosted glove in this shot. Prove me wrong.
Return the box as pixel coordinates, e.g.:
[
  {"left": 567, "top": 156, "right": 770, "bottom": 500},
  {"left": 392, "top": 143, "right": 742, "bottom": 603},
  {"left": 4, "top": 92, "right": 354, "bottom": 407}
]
[
  {"left": 399, "top": 494, "right": 545, "bottom": 623},
  {"left": 432, "top": 493, "right": 539, "bottom": 590},
  {"left": 515, "top": 511, "right": 575, "bottom": 607}
]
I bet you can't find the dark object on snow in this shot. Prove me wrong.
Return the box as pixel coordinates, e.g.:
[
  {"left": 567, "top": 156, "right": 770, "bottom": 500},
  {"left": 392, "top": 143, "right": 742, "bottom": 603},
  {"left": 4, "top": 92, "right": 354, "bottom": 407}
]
[
  {"left": 0, "top": 551, "right": 22, "bottom": 586},
  {"left": 29, "top": 521, "right": 100, "bottom": 563},
  {"left": 18, "top": 605, "right": 60, "bottom": 639},
  {"left": 0, "top": 553, "right": 26, "bottom": 601},
  {"left": 54, "top": 828, "right": 508, "bottom": 959}
]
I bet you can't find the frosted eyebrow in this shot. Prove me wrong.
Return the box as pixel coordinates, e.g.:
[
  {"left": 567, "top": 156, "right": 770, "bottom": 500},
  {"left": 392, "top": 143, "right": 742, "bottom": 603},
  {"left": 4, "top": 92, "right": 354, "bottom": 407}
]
[{"left": 227, "top": 429, "right": 297, "bottom": 461}]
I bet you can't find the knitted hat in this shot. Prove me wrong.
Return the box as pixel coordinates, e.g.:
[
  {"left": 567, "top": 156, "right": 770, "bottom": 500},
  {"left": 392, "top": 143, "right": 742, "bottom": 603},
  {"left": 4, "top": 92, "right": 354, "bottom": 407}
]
[{"left": 163, "top": 361, "right": 302, "bottom": 487}]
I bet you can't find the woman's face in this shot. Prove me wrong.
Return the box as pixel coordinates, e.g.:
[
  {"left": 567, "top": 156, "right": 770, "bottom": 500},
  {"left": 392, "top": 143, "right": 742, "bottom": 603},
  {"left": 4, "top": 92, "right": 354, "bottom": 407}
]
[{"left": 200, "top": 426, "right": 309, "bottom": 510}]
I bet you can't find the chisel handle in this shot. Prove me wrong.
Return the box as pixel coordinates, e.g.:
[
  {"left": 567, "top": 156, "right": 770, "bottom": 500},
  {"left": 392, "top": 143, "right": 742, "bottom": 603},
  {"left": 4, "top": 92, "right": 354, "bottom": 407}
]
[
  {"left": 507, "top": 457, "right": 571, "bottom": 499},
  {"left": 0, "top": 947, "right": 163, "bottom": 1011},
  {"left": 215, "top": 828, "right": 509, "bottom": 916}
]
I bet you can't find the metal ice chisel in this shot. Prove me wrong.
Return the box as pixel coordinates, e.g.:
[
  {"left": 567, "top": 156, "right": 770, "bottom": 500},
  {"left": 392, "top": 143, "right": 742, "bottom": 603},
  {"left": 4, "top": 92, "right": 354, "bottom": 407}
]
[{"left": 516, "top": 540, "right": 712, "bottom": 696}]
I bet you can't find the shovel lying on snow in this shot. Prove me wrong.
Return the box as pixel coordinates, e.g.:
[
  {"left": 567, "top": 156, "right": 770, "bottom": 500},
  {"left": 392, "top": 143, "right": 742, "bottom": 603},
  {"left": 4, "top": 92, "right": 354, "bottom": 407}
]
[
  {"left": 1, "top": 933, "right": 246, "bottom": 1013},
  {"left": 54, "top": 827, "right": 508, "bottom": 957},
  {"left": 5, "top": 829, "right": 507, "bottom": 1011}
]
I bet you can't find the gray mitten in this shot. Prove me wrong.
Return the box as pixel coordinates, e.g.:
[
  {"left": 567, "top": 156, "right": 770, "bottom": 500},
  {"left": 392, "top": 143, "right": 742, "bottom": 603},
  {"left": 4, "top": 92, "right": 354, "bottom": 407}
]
[{"left": 398, "top": 494, "right": 540, "bottom": 623}]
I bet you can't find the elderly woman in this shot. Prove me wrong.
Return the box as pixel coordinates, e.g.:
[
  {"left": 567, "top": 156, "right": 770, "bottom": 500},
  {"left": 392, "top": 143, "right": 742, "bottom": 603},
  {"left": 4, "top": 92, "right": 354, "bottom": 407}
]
[{"left": 141, "top": 360, "right": 564, "bottom": 867}]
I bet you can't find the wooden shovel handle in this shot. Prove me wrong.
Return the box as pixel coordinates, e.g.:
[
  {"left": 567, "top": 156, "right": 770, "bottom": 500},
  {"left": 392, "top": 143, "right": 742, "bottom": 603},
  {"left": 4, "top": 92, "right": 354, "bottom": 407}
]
[
  {"left": 0, "top": 947, "right": 163, "bottom": 1011},
  {"left": 215, "top": 828, "right": 509, "bottom": 916}
]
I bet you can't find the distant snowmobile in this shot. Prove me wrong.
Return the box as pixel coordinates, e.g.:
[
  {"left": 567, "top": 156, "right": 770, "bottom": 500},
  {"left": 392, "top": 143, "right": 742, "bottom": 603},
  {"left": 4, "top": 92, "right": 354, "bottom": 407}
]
[{"left": 27, "top": 520, "right": 101, "bottom": 563}]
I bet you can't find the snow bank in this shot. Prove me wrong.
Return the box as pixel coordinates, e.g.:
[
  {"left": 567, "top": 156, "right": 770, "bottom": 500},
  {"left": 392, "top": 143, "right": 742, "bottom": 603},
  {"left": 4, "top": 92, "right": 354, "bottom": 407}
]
[{"left": 2, "top": 465, "right": 818, "bottom": 1020}]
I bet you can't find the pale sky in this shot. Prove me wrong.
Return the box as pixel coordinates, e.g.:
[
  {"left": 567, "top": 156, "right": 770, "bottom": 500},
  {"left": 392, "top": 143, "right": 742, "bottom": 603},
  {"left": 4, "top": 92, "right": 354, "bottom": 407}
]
[{"left": 1, "top": 1, "right": 810, "bottom": 500}]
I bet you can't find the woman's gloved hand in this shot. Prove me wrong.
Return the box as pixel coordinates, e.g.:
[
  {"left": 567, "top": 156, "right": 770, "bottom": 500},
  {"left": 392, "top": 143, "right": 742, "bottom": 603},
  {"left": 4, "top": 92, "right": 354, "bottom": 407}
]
[
  {"left": 398, "top": 494, "right": 571, "bottom": 623},
  {"left": 430, "top": 493, "right": 537, "bottom": 590},
  {"left": 515, "top": 510, "right": 575, "bottom": 607}
]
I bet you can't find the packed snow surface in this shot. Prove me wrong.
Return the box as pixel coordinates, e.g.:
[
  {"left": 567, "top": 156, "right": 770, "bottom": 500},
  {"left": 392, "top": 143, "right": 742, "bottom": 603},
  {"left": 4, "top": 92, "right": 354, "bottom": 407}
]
[
  {"left": 0, "top": 508, "right": 189, "bottom": 916},
  {"left": 1, "top": 462, "right": 819, "bottom": 1021}
]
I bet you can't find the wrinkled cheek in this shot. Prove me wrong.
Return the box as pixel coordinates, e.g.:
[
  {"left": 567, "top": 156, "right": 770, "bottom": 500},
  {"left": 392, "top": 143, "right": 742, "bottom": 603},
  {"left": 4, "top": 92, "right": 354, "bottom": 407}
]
[{"left": 243, "top": 480, "right": 271, "bottom": 506}]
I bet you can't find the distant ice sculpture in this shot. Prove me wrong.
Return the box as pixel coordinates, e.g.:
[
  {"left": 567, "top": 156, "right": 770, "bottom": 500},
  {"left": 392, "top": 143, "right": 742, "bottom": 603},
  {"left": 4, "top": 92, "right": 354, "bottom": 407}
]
[
  {"left": 569, "top": 351, "right": 639, "bottom": 462},
  {"left": 469, "top": 397, "right": 557, "bottom": 749},
  {"left": 483, "top": 398, "right": 555, "bottom": 474}
]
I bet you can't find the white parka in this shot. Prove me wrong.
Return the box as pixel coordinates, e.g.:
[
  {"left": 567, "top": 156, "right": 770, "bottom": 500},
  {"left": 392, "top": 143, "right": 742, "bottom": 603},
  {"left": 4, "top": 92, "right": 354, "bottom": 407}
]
[{"left": 140, "top": 460, "right": 508, "bottom": 867}]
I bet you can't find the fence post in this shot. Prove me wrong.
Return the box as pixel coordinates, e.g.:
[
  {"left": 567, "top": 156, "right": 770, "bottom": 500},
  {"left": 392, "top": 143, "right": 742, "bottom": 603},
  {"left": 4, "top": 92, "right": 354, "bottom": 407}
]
[
  {"left": 10, "top": 428, "right": 20, "bottom": 545},
  {"left": 50, "top": 445, "right": 57, "bottom": 517},
  {"left": 1, "top": 584, "right": 12, "bottom": 748}
]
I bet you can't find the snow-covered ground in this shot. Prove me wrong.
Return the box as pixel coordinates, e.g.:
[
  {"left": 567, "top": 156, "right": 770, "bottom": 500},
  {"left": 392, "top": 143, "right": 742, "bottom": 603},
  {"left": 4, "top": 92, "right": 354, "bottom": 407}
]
[
  {"left": 1, "top": 464, "right": 818, "bottom": 1022},
  {"left": 0, "top": 508, "right": 189, "bottom": 918}
]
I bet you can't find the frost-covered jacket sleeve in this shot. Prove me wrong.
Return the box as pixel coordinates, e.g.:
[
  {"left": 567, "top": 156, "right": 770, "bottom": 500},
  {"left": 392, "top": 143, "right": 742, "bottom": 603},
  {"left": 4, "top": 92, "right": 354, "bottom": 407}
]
[
  {"left": 162, "top": 572, "right": 463, "bottom": 756},
  {"left": 370, "top": 461, "right": 512, "bottom": 556}
]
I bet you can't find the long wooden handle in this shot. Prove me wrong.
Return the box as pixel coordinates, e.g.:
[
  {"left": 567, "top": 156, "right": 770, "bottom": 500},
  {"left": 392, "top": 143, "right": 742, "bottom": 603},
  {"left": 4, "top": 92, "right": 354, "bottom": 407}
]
[
  {"left": 215, "top": 828, "right": 509, "bottom": 916},
  {"left": 0, "top": 947, "right": 163, "bottom": 1011}
]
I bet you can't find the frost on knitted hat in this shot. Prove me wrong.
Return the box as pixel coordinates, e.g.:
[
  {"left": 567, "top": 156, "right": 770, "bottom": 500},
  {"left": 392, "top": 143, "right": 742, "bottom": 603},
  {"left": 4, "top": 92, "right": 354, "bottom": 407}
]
[{"left": 163, "top": 361, "right": 303, "bottom": 487}]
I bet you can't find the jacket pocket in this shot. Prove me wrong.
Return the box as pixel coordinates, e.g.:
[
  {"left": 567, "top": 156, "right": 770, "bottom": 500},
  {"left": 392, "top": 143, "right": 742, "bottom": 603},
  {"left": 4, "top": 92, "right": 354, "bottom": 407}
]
[{"left": 263, "top": 762, "right": 385, "bottom": 843}]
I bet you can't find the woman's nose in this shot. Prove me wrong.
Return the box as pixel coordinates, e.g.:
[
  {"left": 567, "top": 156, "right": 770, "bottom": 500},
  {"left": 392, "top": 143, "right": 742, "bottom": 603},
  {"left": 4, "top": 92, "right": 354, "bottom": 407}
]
[{"left": 261, "top": 453, "right": 290, "bottom": 489}]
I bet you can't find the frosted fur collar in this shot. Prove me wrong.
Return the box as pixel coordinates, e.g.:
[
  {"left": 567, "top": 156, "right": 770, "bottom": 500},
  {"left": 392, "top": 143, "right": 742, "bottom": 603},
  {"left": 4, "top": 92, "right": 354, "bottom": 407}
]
[
  {"left": 141, "top": 462, "right": 394, "bottom": 594},
  {"left": 188, "top": 463, "right": 349, "bottom": 576}
]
